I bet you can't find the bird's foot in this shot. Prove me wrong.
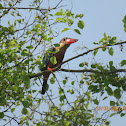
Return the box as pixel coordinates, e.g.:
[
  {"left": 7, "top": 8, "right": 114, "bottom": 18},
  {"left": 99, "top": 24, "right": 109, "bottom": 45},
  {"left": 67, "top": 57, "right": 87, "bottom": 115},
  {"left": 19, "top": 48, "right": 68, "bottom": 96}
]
[{"left": 48, "top": 68, "right": 53, "bottom": 73}]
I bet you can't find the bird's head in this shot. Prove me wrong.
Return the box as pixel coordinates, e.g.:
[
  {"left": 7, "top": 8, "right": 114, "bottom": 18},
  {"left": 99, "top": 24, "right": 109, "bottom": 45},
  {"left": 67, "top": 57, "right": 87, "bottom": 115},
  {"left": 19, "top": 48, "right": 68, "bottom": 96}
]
[{"left": 60, "top": 37, "right": 78, "bottom": 44}]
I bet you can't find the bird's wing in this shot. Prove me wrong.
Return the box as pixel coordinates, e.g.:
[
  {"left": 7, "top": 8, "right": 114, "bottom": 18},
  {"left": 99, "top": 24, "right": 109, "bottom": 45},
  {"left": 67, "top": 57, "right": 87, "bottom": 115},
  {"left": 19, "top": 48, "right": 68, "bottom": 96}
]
[{"left": 40, "top": 47, "right": 55, "bottom": 71}]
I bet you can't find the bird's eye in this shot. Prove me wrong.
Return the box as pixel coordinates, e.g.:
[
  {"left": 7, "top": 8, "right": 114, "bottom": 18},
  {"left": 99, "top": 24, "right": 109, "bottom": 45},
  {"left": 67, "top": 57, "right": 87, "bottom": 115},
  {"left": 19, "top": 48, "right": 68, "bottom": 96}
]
[{"left": 63, "top": 38, "right": 66, "bottom": 41}]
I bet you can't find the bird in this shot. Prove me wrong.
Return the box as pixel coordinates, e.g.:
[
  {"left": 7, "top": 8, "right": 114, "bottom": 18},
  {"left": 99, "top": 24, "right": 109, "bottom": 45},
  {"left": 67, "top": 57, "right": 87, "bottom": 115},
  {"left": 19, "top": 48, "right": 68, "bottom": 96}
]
[{"left": 40, "top": 37, "right": 78, "bottom": 94}]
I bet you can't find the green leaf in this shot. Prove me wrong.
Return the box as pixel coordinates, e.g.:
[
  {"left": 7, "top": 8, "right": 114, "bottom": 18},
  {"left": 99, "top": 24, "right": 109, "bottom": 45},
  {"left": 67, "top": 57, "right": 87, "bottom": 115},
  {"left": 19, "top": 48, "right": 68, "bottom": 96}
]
[
  {"left": 78, "top": 20, "right": 85, "bottom": 29},
  {"left": 11, "top": 108, "right": 15, "bottom": 112},
  {"left": 54, "top": 44, "right": 60, "bottom": 47},
  {"left": 75, "top": 14, "right": 84, "bottom": 18},
  {"left": 42, "top": 21, "right": 46, "bottom": 27},
  {"left": 0, "top": 4, "right": 4, "bottom": 9},
  {"left": 79, "top": 62, "right": 84, "bottom": 67},
  {"left": 22, "top": 101, "right": 30, "bottom": 108},
  {"left": 56, "top": 17, "right": 62, "bottom": 22},
  {"left": 61, "top": 28, "right": 69, "bottom": 32},
  {"left": 93, "top": 99, "right": 99, "bottom": 105},
  {"left": 120, "top": 113, "right": 125, "bottom": 117},
  {"left": 21, "top": 49, "right": 29, "bottom": 56},
  {"left": 122, "top": 16, "right": 126, "bottom": 32},
  {"left": 103, "top": 96, "right": 107, "bottom": 100},
  {"left": 105, "top": 86, "right": 113, "bottom": 96},
  {"left": 50, "top": 76, "right": 55, "bottom": 84},
  {"left": 55, "top": 8, "right": 63, "bottom": 16},
  {"left": 50, "top": 56, "right": 57, "bottom": 65},
  {"left": 109, "top": 37, "right": 117, "bottom": 44},
  {"left": 74, "top": 29, "right": 81, "bottom": 34},
  {"left": 67, "top": 89, "right": 74, "bottom": 94},
  {"left": 35, "top": 23, "right": 40, "bottom": 28},
  {"left": 17, "top": 19, "right": 21, "bottom": 23},
  {"left": 59, "top": 88, "right": 64, "bottom": 95},
  {"left": 63, "top": 80, "right": 67, "bottom": 85},
  {"left": 121, "top": 60, "right": 126, "bottom": 66},
  {"left": 94, "top": 49, "right": 98, "bottom": 56},
  {"left": 105, "top": 121, "right": 110, "bottom": 126},
  {"left": 102, "top": 47, "right": 106, "bottom": 51},
  {"left": 22, "top": 107, "right": 28, "bottom": 115},
  {"left": 26, "top": 45, "right": 33, "bottom": 49},
  {"left": 97, "top": 65, "right": 103, "bottom": 70},
  {"left": 60, "top": 95, "right": 66, "bottom": 102},
  {"left": 110, "top": 101, "right": 115, "bottom": 106},
  {"left": 2, "top": 27, "right": 8, "bottom": 32},
  {"left": 91, "top": 64, "right": 97, "bottom": 68},
  {"left": 0, "top": 112, "right": 4, "bottom": 119},
  {"left": 109, "top": 61, "right": 113, "bottom": 66},
  {"left": 80, "top": 80, "right": 84, "bottom": 84},
  {"left": 22, "top": 73, "right": 30, "bottom": 88},
  {"left": 65, "top": 10, "right": 72, "bottom": 17},
  {"left": 114, "top": 89, "right": 121, "bottom": 99},
  {"left": 110, "top": 113, "right": 116, "bottom": 117},
  {"left": 122, "top": 85, "right": 126, "bottom": 91},
  {"left": 71, "top": 81, "right": 75, "bottom": 85},
  {"left": 108, "top": 47, "right": 113, "bottom": 56},
  {"left": 3, "top": 10, "right": 8, "bottom": 15}
]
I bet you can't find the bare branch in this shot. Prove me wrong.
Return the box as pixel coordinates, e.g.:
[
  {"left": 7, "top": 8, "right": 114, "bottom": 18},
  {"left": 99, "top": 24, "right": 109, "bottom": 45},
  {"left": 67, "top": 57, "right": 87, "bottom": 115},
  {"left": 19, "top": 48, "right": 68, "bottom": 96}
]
[
  {"left": 29, "top": 68, "right": 126, "bottom": 79},
  {"left": 2, "top": 0, "right": 64, "bottom": 12},
  {"left": 60, "top": 68, "right": 126, "bottom": 74},
  {"left": 60, "top": 41, "right": 126, "bottom": 66}
]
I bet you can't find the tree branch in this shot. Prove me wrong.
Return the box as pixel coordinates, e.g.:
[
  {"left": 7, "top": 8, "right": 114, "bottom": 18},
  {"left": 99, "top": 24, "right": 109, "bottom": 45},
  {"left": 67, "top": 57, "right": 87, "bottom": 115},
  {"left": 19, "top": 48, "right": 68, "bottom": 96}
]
[
  {"left": 60, "top": 68, "right": 126, "bottom": 74},
  {"left": 60, "top": 41, "right": 126, "bottom": 66},
  {"left": 29, "top": 41, "right": 126, "bottom": 79},
  {"left": 2, "top": 0, "right": 64, "bottom": 12},
  {"left": 29, "top": 68, "right": 126, "bottom": 79}
]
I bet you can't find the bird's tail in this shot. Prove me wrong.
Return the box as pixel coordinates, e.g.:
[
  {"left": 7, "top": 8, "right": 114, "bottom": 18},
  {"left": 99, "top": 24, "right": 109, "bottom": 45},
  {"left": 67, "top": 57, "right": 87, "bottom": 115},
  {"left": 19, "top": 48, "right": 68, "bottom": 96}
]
[
  {"left": 41, "top": 78, "right": 47, "bottom": 94},
  {"left": 42, "top": 74, "right": 50, "bottom": 94}
]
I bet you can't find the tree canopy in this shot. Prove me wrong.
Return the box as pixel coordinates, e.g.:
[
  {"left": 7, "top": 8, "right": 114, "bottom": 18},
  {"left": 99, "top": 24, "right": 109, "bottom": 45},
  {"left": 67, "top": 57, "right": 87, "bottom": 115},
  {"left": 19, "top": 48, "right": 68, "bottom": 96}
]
[{"left": 0, "top": 0, "right": 126, "bottom": 125}]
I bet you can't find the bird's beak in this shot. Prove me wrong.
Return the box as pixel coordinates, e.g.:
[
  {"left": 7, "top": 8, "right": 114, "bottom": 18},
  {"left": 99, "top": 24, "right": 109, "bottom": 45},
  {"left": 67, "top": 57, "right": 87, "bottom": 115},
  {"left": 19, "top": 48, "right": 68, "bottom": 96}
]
[{"left": 65, "top": 38, "right": 78, "bottom": 44}]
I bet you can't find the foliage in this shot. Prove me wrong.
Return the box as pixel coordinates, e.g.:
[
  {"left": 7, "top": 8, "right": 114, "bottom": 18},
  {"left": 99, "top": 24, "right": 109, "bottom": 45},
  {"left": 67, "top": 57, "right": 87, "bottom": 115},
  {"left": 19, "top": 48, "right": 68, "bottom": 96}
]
[{"left": 0, "top": 0, "right": 126, "bottom": 126}]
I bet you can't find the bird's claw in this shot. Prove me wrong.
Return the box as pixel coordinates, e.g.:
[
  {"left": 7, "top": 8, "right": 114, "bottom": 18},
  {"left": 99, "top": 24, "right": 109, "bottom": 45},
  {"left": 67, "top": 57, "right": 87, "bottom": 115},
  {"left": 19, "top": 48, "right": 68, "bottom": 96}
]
[{"left": 48, "top": 68, "right": 53, "bottom": 73}]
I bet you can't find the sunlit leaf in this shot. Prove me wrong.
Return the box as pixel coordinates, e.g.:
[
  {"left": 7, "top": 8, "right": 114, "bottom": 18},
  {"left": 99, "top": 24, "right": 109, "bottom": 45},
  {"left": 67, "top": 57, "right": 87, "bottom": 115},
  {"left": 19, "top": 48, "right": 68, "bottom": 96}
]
[
  {"left": 94, "top": 49, "right": 98, "bottom": 56},
  {"left": 59, "top": 88, "right": 64, "bottom": 95},
  {"left": 35, "top": 23, "right": 40, "bottom": 28},
  {"left": 122, "top": 16, "right": 126, "bottom": 32},
  {"left": 61, "top": 28, "right": 69, "bottom": 32},
  {"left": 50, "top": 56, "right": 57, "bottom": 65}
]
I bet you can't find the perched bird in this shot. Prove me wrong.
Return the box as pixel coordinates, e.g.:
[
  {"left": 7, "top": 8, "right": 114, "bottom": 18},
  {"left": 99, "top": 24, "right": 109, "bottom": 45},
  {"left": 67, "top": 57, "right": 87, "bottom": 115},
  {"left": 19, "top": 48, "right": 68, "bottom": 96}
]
[{"left": 40, "top": 37, "right": 78, "bottom": 94}]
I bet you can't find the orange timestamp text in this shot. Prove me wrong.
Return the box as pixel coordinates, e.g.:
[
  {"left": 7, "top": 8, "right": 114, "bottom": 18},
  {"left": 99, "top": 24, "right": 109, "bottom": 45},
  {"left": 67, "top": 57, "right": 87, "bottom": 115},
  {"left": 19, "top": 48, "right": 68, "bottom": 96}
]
[{"left": 96, "top": 106, "right": 126, "bottom": 111}]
